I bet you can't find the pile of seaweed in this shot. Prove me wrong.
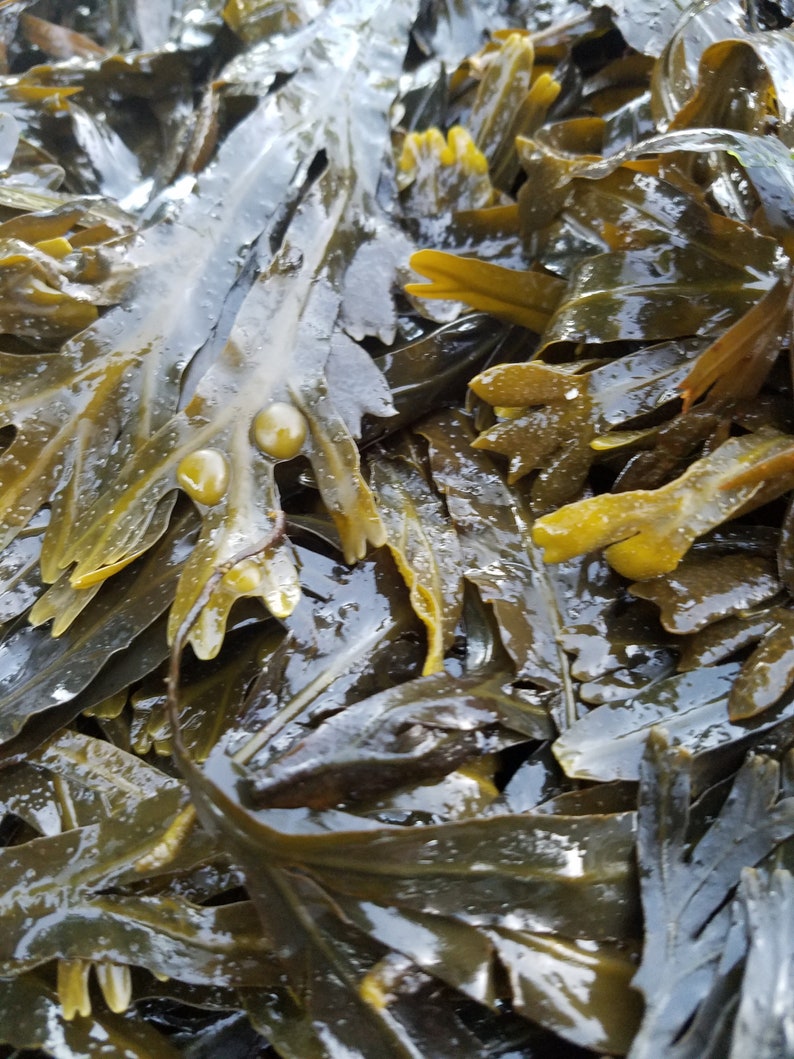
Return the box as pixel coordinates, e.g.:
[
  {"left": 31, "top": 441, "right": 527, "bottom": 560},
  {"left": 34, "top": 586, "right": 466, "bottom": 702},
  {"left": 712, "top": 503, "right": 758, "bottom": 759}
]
[{"left": 0, "top": 0, "right": 794, "bottom": 1055}]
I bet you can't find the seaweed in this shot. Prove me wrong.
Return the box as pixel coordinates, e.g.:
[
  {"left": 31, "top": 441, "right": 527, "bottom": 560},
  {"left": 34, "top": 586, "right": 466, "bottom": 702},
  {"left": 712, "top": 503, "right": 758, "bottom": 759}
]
[{"left": 2, "top": 0, "right": 794, "bottom": 1055}]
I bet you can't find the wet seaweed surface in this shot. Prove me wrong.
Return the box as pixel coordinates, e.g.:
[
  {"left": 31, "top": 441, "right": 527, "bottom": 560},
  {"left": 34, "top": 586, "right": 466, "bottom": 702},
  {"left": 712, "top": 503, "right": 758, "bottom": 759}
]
[{"left": 0, "top": 0, "right": 794, "bottom": 1056}]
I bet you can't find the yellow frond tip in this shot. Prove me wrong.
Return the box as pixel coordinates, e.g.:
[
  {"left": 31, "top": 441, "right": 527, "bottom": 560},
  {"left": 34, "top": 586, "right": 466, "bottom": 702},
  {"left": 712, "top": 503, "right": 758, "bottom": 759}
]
[{"left": 71, "top": 548, "right": 143, "bottom": 589}]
